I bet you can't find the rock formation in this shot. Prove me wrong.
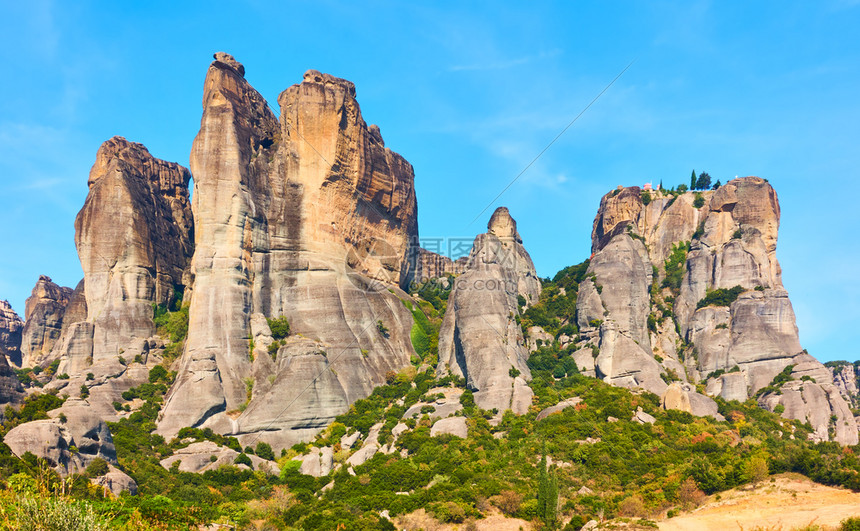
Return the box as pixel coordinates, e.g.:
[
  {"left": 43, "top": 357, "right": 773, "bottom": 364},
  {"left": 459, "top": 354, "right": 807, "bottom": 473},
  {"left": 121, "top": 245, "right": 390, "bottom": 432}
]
[
  {"left": 0, "top": 301, "right": 24, "bottom": 411},
  {"left": 158, "top": 54, "right": 419, "bottom": 449},
  {"left": 74, "top": 136, "right": 193, "bottom": 364},
  {"left": 414, "top": 248, "right": 468, "bottom": 284},
  {"left": 578, "top": 178, "right": 858, "bottom": 443},
  {"left": 437, "top": 207, "right": 540, "bottom": 415},
  {"left": 20, "top": 275, "right": 72, "bottom": 368},
  {"left": 4, "top": 399, "right": 117, "bottom": 475},
  {"left": 0, "top": 300, "right": 24, "bottom": 367}
]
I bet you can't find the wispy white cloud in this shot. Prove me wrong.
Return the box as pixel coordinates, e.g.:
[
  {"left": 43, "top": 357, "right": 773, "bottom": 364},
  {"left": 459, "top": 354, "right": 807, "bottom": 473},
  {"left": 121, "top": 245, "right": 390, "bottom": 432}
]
[{"left": 449, "top": 49, "right": 562, "bottom": 72}]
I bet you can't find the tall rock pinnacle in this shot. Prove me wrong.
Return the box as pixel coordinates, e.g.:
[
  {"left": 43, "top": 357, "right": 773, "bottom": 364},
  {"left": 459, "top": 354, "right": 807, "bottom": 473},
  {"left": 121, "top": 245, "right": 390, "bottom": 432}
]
[
  {"left": 159, "top": 54, "right": 419, "bottom": 447},
  {"left": 437, "top": 207, "right": 540, "bottom": 415},
  {"left": 73, "top": 136, "right": 193, "bottom": 364}
]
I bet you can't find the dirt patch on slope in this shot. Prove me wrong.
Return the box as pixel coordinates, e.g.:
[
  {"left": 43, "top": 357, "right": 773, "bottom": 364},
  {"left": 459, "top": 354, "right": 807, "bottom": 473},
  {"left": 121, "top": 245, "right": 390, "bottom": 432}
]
[{"left": 658, "top": 473, "right": 860, "bottom": 531}]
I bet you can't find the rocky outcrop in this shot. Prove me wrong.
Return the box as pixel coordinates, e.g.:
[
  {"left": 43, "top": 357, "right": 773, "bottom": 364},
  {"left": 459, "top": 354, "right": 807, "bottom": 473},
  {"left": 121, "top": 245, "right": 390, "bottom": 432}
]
[
  {"left": 4, "top": 399, "right": 117, "bottom": 475},
  {"left": 90, "top": 465, "right": 138, "bottom": 496},
  {"left": 581, "top": 178, "right": 858, "bottom": 444},
  {"left": 159, "top": 441, "right": 276, "bottom": 474},
  {"left": 74, "top": 136, "right": 193, "bottom": 365},
  {"left": 430, "top": 417, "right": 468, "bottom": 438},
  {"left": 536, "top": 397, "right": 583, "bottom": 422},
  {"left": 414, "top": 248, "right": 468, "bottom": 283},
  {"left": 0, "top": 300, "right": 24, "bottom": 367},
  {"left": 437, "top": 207, "right": 540, "bottom": 415},
  {"left": 661, "top": 382, "right": 722, "bottom": 419},
  {"left": 831, "top": 363, "right": 859, "bottom": 406},
  {"left": 0, "top": 301, "right": 24, "bottom": 411},
  {"left": 158, "top": 54, "right": 419, "bottom": 449},
  {"left": 577, "top": 227, "right": 666, "bottom": 395},
  {"left": 20, "top": 276, "right": 72, "bottom": 368}
]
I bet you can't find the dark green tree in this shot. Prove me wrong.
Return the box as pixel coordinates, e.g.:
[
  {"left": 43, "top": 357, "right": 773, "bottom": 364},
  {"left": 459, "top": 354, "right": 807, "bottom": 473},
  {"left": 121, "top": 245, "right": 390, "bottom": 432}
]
[
  {"left": 690, "top": 169, "right": 697, "bottom": 190},
  {"left": 696, "top": 172, "right": 712, "bottom": 190},
  {"left": 538, "top": 446, "right": 558, "bottom": 527}
]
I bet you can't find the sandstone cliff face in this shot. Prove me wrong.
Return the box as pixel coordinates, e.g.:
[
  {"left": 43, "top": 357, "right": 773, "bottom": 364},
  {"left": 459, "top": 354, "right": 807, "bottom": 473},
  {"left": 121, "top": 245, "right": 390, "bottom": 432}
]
[
  {"left": 4, "top": 399, "right": 117, "bottom": 475},
  {"left": 580, "top": 178, "right": 857, "bottom": 444},
  {"left": 0, "top": 300, "right": 23, "bottom": 367},
  {"left": 0, "top": 301, "right": 25, "bottom": 412},
  {"left": 20, "top": 276, "right": 72, "bottom": 368},
  {"left": 74, "top": 136, "right": 193, "bottom": 364},
  {"left": 437, "top": 207, "right": 540, "bottom": 415},
  {"left": 414, "top": 248, "right": 468, "bottom": 283},
  {"left": 159, "top": 54, "right": 419, "bottom": 448}
]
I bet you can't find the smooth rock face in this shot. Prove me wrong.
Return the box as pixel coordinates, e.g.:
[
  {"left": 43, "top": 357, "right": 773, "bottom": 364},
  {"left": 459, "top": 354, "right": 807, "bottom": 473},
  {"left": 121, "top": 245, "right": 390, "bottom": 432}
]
[
  {"left": 159, "top": 441, "right": 276, "bottom": 474},
  {"left": 437, "top": 207, "right": 540, "bottom": 415},
  {"left": 577, "top": 229, "right": 666, "bottom": 395},
  {"left": 298, "top": 446, "right": 334, "bottom": 477},
  {"left": 159, "top": 55, "right": 418, "bottom": 447},
  {"left": 5, "top": 399, "right": 117, "bottom": 475},
  {"left": 582, "top": 178, "right": 857, "bottom": 444},
  {"left": 661, "top": 382, "right": 722, "bottom": 419},
  {"left": 90, "top": 465, "right": 138, "bottom": 496},
  {"left": 75, "top": 136, "right": 193, "bottom": 365},
  {"left": 430, "top": 416, "right": 468, "bottom": 438},
  {"left": 21, "top": 275, "right": 72, "bottom": 368}
]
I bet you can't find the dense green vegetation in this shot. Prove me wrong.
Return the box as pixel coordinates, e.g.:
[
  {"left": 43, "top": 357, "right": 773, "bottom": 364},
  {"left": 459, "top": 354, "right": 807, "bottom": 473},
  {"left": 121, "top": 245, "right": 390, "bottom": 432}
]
[
  {"left": 696, "top": 285, "right": 745, "bottom": 309},
  {"left": 3, "top": 260, "right": 860, "bottom": 530},
  {"left": 661, "top": 242, "right": 689, "bottom": 295},
  {"left": 519, "top": 260, "right": 589, "bottom": 339}
]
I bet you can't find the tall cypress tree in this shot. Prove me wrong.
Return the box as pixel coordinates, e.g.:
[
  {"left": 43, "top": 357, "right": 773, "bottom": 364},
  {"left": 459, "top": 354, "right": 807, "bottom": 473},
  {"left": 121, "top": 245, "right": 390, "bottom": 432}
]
[
  {"left": 690, "top": 169, "right": 697, "bottom": 190},
  {"left": 538, "top": 445, "right": 558, "bottom": 527}
]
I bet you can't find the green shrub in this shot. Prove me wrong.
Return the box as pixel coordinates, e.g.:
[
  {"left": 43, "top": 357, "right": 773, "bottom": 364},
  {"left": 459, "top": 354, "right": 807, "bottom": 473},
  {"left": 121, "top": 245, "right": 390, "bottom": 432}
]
[
  {"left": 693, "top": 192, "right": 705, "bottom": 208},
  {"left": 234, "top": 453, "right": 252, "bottom": 467},
  {"left": 10, "top": 496, "right": 107, "bottom": 531},
  {"left": 79, "top": 385, "right": 89, "bottom": 399},
  {"left": 85, "top": 457, "right": 109, "bottom": 478},
  {"left": 661, "top": 242, "right": 689, "bottom": 294},
  {"left": 153, "top": 303, "right": 189, "bottom": 345},
  {"left": 641, "top": 190, "right": 652, "bottom": 205},
  {"left": 255, "top": 442, "right": 275, "bottom": 461},
  {"left": 267, "top": 316, "right": 291, "bottom": 339},
  {"left": 841, "top": 517, "right": 860, "bottom": 531},
  {"left": 696, "top": 285, "right": 744, "bottom": 309}
]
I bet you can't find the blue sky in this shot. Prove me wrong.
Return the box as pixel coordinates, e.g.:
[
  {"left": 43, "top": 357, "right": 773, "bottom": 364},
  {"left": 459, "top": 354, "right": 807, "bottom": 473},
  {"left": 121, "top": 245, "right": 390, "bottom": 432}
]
[{"left": 1, "top": 1, "right": 858, "bottom": 362}]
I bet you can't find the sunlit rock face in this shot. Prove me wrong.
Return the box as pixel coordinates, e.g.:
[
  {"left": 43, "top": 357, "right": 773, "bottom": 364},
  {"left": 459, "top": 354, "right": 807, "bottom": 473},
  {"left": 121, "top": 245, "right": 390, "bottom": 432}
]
[
  {"left": 437, "top": 207, "right": 541, "bottom": 415},
  {"left": 75, "top": 136, "right": 193, "bottom": 364},
  {"left": 20, "top": 275, "right": 72, "bottom": 368},
  {"left": 158, "top": 54, "right": 419, "bottom": 449},
  {"left": 579, "top": 177, "right": 857, "bottom": 444}
]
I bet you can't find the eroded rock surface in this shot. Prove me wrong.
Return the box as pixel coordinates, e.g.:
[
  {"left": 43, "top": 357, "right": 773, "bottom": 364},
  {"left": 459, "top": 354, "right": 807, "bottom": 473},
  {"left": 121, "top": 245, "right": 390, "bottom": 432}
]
[
  {"left": 437, "top": 207, "right": 540, "bottom": 415},
  {"left": 0, "top": 300, "right": 24, "bottom": 367},
  {"left": 75, "top": 136, "right": 193, "bottom": 365},
  {"left": 0, "top": 301, "right": 24, "bottom": 410},
  {"left": 5, "top": 399, "right": 117, "bottom": 475},
  {"left": 20, "top": 276, "right": 72, "bottom": 368},
  {"left": 581, "top": 178, "right": 857, "bottom": 443},
  {"left": 159, "top": 54, "right": 419, "bottom": 449}
]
